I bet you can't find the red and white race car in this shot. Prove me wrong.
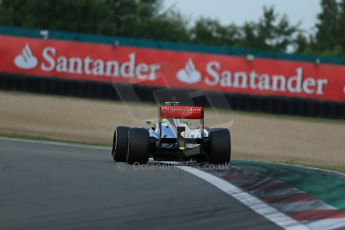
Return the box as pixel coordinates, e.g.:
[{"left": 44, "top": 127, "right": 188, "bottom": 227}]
[{"left": 111, "top": 102, "right": 231, "bottom": 164}]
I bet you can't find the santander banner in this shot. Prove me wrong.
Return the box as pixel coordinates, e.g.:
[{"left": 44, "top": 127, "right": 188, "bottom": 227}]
[{"left": 1, "top": 34, "right": 345, "bottom": 102}]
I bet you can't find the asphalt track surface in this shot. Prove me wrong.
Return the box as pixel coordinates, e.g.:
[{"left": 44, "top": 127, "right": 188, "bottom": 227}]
[{"left": 0, "top": 138, "right": 280, "bottom": 230}]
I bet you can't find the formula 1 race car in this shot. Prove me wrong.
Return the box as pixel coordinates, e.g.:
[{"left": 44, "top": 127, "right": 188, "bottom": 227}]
[{"left": 111, "top": 102, "right": 231, "bottom": 164}]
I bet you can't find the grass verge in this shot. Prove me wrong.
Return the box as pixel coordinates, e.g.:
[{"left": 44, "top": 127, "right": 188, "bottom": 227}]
[{"left": 277, "top": 159, "right": 345, "bottom": 174}]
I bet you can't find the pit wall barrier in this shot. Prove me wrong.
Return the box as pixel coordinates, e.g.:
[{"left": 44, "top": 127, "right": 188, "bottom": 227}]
[{"left": 0, "top": 26, "right": 344, "bottom": 119}]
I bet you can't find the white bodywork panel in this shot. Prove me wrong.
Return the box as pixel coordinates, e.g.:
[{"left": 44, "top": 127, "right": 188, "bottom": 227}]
[
  {"left": 148, "top": 119, "right": 208, "bottom": 139},
  {"left": 148, "top": 119, "right": 208, "bottom": 156}
]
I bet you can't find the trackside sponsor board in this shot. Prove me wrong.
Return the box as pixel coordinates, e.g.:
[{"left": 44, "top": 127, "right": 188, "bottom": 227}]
[{"left": 0, "top": 34, "right": 345, "bottom": 102}]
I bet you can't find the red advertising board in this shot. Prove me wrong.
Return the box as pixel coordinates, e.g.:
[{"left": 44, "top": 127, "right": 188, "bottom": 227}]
[{"left": 1, "top": 34, "right": 345, "bottom": 102}]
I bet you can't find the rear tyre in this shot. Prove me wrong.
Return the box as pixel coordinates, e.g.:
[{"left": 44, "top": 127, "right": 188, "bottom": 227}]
[
  {"left": 208, "top": 128, "right": 231, "bottom": 164},
  {"left": 112, "top": 126, "right": 130, "bottom": 162},
  {"left": 127, "top": 128, "right": 149, "bottom": 164}
]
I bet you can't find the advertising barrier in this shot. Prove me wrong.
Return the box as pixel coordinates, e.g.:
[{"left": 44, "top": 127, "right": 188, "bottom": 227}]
[{"left": 1, "top": 32, "right": 345, "bottom": 103}]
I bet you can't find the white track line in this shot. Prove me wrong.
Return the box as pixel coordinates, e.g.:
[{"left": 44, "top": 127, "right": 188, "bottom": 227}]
[
  {"left": 177, "top": 166, "right": 308, "bottom": 230},
  {"left": 306, "top": 218, "right": 345, "bottom": 230},
  {"left": 0, "top": 136, "right": 110, "bottom": 150}
]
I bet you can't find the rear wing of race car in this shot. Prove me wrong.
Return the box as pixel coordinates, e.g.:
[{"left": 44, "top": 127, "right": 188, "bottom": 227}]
[
  {"left": 158, "top": 104, "right": 205, "bottom": 141},
  {"left": 160, "top": 105, "right": 204, "bottom": 119}
]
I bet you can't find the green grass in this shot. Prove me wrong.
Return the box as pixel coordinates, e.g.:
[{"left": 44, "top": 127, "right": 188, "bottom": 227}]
[
  {"left": 277, "top": 159, "right": 345, "bottom": 174},
  {"left": 234, "top": 160, "right": 345, "bottom": 211}
]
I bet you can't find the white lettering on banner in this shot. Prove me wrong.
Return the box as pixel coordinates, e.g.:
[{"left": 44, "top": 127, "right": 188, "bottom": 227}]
[
  {"left": 204, "top": 61, "right": 328, "bottom": 95},
  {"left": 271, "top": 75, "right": 286, "bottom": 92},
  {"left": 41, "top": 47, "right": 56, "bottom": 71},
  {"left": 15, "top": 44, "right": 329, "bottom": 96},
  {"left": 205, "top": 61, "right": 220, "bottom": 86},
  {"left": 39, "top": 47, "right": 160, "bottom": 80}
]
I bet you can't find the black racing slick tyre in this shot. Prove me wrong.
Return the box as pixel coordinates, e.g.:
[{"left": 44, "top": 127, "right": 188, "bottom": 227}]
[
  {"left": 127, "top": 128, "right": 149, "bottom": 164},
  {"left": 208, "top": 128, "right": 231, "bottom": 164},
  {"left": 112, "top": 126, "right": 130, "bottom": 162}
]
